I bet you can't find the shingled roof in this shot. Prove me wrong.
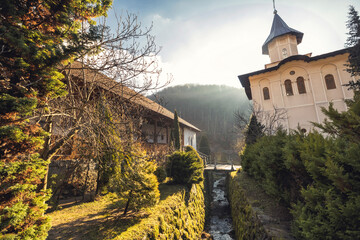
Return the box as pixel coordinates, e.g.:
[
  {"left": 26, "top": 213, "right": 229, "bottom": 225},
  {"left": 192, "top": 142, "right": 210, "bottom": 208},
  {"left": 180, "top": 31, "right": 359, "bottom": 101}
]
[
  {"left": 68, "top": 61, "right": 200, "bottom": 132},
  {"left": 262, "top": 12, "right": 303, "bottom": 55}
]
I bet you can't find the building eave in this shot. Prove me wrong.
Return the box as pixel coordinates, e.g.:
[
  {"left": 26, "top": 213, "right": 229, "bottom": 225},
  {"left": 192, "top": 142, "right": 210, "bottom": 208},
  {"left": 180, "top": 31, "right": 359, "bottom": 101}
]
[{"left": 238, "top": 48, "right": 350, "bottom": 100}]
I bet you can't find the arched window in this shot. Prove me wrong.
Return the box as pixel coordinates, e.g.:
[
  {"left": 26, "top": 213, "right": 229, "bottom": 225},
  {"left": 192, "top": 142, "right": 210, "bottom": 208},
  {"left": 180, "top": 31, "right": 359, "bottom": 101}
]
[
  {"left": 325, "top": 74, "right": 336, "bottom": 89},
  {"left": 284, "top": 79, "right": 293, "bottom": 96},
  {"left": 263, "top": 87, "right": 270, "bottom": 100},
  {"left": 297, "top": 76, "right": 306, "bottom": 94}
]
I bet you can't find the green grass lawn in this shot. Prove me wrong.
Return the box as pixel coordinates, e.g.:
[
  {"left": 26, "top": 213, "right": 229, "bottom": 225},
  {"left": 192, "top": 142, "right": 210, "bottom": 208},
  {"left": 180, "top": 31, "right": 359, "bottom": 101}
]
[{"left": 47, "top": 184, "right": 185, "bottom": 240}]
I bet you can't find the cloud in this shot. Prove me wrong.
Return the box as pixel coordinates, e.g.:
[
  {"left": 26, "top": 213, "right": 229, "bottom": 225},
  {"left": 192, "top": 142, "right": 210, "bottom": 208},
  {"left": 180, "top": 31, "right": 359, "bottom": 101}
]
[{"left": 128, "top": 0, "right": 360, "bottom": 89}]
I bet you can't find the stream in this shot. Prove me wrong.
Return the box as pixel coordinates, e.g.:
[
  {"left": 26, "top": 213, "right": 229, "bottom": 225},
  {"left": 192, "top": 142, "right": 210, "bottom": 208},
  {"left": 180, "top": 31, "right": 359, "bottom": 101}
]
[{"left": 208, "top": 172, "right": 234, "bottom": 240}]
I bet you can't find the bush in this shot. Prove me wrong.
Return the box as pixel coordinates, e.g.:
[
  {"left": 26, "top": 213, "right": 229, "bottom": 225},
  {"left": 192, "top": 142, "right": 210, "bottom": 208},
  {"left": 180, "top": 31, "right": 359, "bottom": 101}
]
[
  {"left": 241, "top": 129, "right": 360, "bottom": 239},
  {"left": 154, "top": 166, "right": 167, "bottom": 183},
  {"left": 290, "top": 135, "right": 360, "bottom": 239},
  {"left": 166, "top": 146, "right": 204, "bottom": 184},
  {"left": 110, "top": 145, "right": 160, "bottom": 215},
  {"left": 240, "top": 130, "right": 295, "bottom": 204}
]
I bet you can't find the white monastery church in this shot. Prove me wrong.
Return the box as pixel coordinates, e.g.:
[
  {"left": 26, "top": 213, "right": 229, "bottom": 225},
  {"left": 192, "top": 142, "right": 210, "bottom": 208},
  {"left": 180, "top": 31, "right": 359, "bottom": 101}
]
[{"left": 238, "top": 9, "right": 354, "bottom": 132}]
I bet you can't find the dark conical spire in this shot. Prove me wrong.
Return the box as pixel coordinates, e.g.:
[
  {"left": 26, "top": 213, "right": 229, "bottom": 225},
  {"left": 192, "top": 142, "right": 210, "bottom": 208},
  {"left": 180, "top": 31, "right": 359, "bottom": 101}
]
[{"left": 262, "top": 12, "right": 303, "bottom": 55}]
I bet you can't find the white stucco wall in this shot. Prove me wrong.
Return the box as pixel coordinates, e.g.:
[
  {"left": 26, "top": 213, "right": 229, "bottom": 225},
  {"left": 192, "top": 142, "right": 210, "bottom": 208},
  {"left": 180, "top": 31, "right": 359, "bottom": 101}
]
[
  {"left": 249, "top": 53, "right": 354, "bottom": 132},
  {"left": 183, "top": 127, "right": 197, "bottom": 150}
]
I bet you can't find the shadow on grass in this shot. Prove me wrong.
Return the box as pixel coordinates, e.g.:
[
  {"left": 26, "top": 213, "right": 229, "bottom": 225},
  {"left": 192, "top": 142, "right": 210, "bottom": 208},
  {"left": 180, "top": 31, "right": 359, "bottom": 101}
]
[
  {"left": 47, "top": 200, "right": 149, "bottom": 240},
  {"left": 48, "top": 184, "right": 186, "bottom": 240}
]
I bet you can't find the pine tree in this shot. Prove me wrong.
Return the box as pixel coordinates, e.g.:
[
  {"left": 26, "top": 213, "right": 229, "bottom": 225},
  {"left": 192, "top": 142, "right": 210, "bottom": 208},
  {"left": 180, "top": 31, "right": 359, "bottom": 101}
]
[
  {"left": 345, "top": 5, "right": 360, "bottom": 90},
  {"left": 173, "top": 110, "right": 181, "bottom": 150},
  {"left": 244, "top": 114, "right": 264, "bottom": 145},
  {"left": 0, "top": 1, "right": 111, "bottom": 238},
  {"left": 199, "top": 134, "right": 211, "bottom": 155}
]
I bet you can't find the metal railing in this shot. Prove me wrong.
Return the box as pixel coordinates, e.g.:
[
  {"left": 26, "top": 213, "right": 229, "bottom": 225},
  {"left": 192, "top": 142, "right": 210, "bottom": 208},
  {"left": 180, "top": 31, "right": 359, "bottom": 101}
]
[{"left": 197, "top": 151, "right": 209, "bottom": 167}]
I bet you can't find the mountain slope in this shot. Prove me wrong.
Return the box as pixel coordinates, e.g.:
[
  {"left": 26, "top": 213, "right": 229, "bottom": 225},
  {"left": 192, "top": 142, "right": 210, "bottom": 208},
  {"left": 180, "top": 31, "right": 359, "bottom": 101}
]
[{"left": 149, "top": 84, "right": 250, "bottom": 159}]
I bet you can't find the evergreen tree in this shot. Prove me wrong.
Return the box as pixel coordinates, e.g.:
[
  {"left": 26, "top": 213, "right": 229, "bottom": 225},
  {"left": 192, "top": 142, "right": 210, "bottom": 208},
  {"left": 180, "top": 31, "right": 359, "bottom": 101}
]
[
  {"left": 173, "top": 110, "right": 181, "bottom": 150},
  {"left": 0, "top": 1, "right": 111, "bottom": 238},
  {"left": 110, "top": 144, "right": 160, "bottom": 215},
  {"left": 244, "top": 114, "right": 264, "bottom": 145},
  {"left": 291, "top": 7, "right": 360, "bottom": 236},
  {"left": 199, "top": 134, "right": 211, "bottom": 155},
  {"left": 166, "top": 146, "right": 204, "bottom": 185},
  {"left": 345, "top": 5, "right": 360, "bottom": 90}
]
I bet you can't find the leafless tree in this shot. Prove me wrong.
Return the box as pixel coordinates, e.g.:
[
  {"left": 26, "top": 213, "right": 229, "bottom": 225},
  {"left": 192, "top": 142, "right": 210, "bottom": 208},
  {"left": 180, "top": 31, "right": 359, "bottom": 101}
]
[
  {"left": 253, "top": 103, "right": 288, "bottom": 135},
  {"left": 234, "top": 101, "right": 288, "bottom": 136},
  {"left": 29, "top": 13, "right": 171, "bottom": 197}
]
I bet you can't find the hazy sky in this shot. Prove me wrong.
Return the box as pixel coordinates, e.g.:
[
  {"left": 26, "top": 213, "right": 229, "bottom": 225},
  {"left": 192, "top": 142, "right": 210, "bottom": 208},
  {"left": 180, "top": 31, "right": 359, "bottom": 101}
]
[{"left": 105, "top": 0, "right": 360, "bottom": 89}]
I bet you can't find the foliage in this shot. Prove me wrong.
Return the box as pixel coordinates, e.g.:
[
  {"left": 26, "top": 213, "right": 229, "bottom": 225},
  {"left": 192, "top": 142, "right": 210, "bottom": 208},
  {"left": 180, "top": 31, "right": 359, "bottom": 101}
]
[
  {"left": 110, "top": 144, "right": 160, "bottom": 215},
  {"left": 172, "top": 110, "right": 181, "bottom": 150},
  {"left": 241, "top": 127, "right": 360, "bottom": 239},
  {"left": 198, "top": 134, "right": 211, "bottom": 155},
  {"left": 0, "top": 0, "right": 111, "bottom": 238},
  {"left": 166, "top": 147, "right": 204, "bottom": 185},
  {"left": 313, "top": 91, "right": 360, "bottom": 142},
  {"left": 117, "top": 183, "right": 205, "bottom": 240},
  {"left": 345, "top": 5, "right": 360, "bottom": 90},
  {"left": 154, "top": 166, "right": 167, "bottom": 183},
  {"left": 290, "top": 135, "right": 360, "bottom": 239},
  {"left": 227, "top": 171, "right": 268, "bottom": 240},
  {"left": 244, "top": 114, "right": 264, "bottom": 145},
  {"left": 240, "top": 130, "right": 297, "bottom": 204}
]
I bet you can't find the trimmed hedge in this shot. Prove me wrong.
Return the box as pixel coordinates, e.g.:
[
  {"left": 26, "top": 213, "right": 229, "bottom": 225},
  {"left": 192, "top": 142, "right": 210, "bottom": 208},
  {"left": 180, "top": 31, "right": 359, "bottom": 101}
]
[
  {"left": 227, "top": 171, "right": 267, "bottom": 240},
  {"left": 116, "top": 183, "right": 205, "bottom": 240},
  {"left": 166, "top": 146, "right": 204, "bottom": 184}
]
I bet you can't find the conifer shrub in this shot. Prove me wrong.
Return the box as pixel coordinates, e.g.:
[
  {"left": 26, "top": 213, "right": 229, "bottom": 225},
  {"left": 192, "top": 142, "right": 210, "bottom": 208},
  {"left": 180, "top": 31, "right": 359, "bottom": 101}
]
[
  {"left": 240, "top": 130, "right": 295, "bottom": 204},
  {"left": 241, "top": 128, "right": 360, "bottom": 238},
  {"left": 154, "top": 166, "right": 167, "bottom": 183},
  {"left": 109, "top": 144, "right": 160, "bottom": 215},
  {"left": 166, "top": 146, "right": 204, "bottom": 184},
  {"left": 198, "top": 134, "right": 211, "bottom": 155}
]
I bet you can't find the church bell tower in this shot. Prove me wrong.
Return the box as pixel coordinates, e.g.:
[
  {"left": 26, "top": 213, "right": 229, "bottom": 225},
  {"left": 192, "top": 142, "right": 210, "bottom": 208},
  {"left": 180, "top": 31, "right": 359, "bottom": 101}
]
[{"left": 262, "top": 9, "right": 303, "bottom": 63}]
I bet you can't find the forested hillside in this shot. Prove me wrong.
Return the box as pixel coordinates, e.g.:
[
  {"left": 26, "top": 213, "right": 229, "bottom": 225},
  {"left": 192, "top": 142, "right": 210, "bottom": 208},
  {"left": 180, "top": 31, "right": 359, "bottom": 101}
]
[{"left": 149, "top": 84, "right": 250, "bottom": 160}]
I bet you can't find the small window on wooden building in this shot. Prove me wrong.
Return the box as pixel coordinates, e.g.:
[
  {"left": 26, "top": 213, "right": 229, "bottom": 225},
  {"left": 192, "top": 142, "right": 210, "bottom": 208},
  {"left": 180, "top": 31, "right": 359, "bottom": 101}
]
[
  {"left": 297, "top": 77, "right": 306, "bottom": 94},
  {"left": 284, "top": 79, "right": 293, "bottom": 96},
  {"left": 263, "top": 87, "right": 270, "bottom": 100},
  {"left": 325, "top": 74, "right": 336, "bottom": 89}
]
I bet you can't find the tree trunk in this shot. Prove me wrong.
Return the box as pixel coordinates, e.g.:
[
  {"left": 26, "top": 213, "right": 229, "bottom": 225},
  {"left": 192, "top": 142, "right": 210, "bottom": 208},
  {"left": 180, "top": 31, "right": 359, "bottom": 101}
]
[
  {"left": 123, "top": 190, "right": 133, "bottom": 215},
  {"left": 82, "top": 161, "right": 91, "bottom": 201},
  {"left": 40, "top": 115, "right": 53, "bottom": 191},
  {"left": 95, "top": 168, "right": 102, "bottom": 196}
]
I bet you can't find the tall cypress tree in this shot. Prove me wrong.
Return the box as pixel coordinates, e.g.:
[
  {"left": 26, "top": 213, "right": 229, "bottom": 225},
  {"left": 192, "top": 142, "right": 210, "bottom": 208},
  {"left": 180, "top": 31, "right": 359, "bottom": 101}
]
[
  {"left": 199, "top": 134, "right": 211, "bottom": 155},
  {"left": 173, "top": 110, "right": 181, "bottom": 150},
  {"left": 245, "top": 114, "right": 264, "bottom": 145},
  {"left": 0, "top": 1, "right": 111, "bottom": 239}
]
